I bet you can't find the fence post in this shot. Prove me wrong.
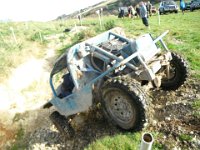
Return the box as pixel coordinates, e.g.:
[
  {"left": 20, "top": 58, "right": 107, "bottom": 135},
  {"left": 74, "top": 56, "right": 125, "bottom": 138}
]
[
  {"left": 25, "top": 22, "right": 29, "bottom": 30},
  {"left": 96, "top": 10, "right": 102, "bottom": 29},
  {"left": 0, "top": 32, "right": 5, "bottom": 43},
  {"left": 78, "top": 14, "right": 82, "bottom": 26},
  {"left": 10, "top": 27, "right": 17, "bottom": 44},
  {"left": 39, "top": 32, "right": 43, "bottom": 43}
]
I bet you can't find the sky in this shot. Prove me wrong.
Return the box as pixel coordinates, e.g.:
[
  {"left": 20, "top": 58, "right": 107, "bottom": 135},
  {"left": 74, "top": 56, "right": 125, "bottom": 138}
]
[{"left": 0, "top": 0, "right": 105, "bottom": 22}]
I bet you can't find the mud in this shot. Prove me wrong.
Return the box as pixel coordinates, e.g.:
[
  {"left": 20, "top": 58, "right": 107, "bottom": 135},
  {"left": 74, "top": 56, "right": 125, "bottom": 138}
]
[
  {"left": 147, "top": 78, "right": 200, "bottom": 149},
  {"left": 19, "top": 78, "right": 199, "bottom": 150}
]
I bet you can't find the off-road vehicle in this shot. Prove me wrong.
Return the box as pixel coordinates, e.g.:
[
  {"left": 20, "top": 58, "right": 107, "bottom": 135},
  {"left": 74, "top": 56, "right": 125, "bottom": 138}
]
[{"left": 43, "top": 27, "right": 188, "bottom": 137}]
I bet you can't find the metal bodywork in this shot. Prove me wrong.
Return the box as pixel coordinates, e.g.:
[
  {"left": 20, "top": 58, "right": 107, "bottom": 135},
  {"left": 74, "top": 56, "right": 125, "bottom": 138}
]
[
  {"left": 46, "top": 28, "right": 171, "bottom": 117},
  {"left": 159, "top": 0, "right": 178, "bottom": 14},
  {"left": 190, "top": 0, "right": 200, "bottom": 11}
]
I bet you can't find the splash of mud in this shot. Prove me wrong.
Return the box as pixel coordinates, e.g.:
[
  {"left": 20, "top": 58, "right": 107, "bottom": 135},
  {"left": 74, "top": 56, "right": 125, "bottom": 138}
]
[{"left": 0, "top": 48, "right": 55, "bottom": 149}]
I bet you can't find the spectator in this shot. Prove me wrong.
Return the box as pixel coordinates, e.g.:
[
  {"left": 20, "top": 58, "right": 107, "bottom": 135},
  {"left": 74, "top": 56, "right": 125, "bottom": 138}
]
[
  {"left": 131, "top": 5, "right": 136, "bottom": 18},
  {"left": 139, "top": 1, "right": 149, "bottom": 28},
  {"left": 128, "top": 5, "right": 136, "bottom": 18},
  {"left": 146, "top": 1, "right": 152, "bottom": 17},
  {"left": 135, "top": 4, "right": 140, "bottom": 18},
  {"left": 128, "top": 6, "right": 132, "bottom": 18},
  {"left": 118, "top": 7, "right": 125, "bottom": 18},
  {"left": 180, "top": 0, "right": 186, "bottom": 14}
]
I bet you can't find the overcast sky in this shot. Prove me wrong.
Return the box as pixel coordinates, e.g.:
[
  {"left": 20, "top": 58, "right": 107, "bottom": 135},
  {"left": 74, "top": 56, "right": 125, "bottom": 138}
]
[{"left": 0, "top": 0, "right": 105, "bottom": 21}]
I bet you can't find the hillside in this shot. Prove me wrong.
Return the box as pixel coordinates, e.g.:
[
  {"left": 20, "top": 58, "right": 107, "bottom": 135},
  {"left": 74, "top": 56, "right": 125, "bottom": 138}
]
[
  {"left": 56, "top": 0, "right": 165, "bottom": 20},
  {"left": 56, "top": 0, "right": 137, "bottom": 20}
]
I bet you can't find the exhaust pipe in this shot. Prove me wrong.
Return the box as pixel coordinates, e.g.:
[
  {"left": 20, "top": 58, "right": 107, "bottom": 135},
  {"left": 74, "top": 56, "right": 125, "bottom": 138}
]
[{"left": 140, "top": 133, "right": 154, "bottom": 150}]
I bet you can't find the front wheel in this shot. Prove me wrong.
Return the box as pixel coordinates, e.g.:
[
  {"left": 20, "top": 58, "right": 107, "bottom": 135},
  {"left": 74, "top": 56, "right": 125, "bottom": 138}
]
[
  {"left": 161, "top": 52, "right": 188, "bottom": 90},
  {"left": 159, "top": 10, "right": 162, "bottom": 15},
  {"left": 101, "top": 77, "right": 150, "bottom": 131},
  {"left": 49, "top": 111, "right": 75, "bottom": 138}
]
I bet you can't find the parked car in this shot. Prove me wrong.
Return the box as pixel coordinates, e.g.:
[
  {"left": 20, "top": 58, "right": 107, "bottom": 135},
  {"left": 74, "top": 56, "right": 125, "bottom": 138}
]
[
  {"left": 190, "top": 0, "right": 200, "bottom": 11},
  {"left": 185, "top": 2, "right": 191, "bottom": 10},
  {"left": 159, "top": 0, "right": 178, "bottom": 14}
]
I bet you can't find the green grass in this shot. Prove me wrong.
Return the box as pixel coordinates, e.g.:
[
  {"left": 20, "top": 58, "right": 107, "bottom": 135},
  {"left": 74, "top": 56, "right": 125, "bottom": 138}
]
[
  {"left": 10, "top": 127, "right": 27, "bottom": 150},
  {"left": 192, "top": 99, "right": 200, "bottom": 118},
  {"left": 179, "top": 134, "right": 193, "bottom": 142},
  {"left": 0, "top": 21, "right": 73, "bottom": 80},
  {"left": 85, "top": 132, "right": 164, "bottom": 150},
  {"left": 1, "top": 12, "right": 199, "bottom": 80}
]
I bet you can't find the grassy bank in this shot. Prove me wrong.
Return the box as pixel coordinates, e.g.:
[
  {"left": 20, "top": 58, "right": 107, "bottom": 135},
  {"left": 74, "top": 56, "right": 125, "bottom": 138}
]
[{"left": 0, "top": 21, "right": 73, "bottom": 81}]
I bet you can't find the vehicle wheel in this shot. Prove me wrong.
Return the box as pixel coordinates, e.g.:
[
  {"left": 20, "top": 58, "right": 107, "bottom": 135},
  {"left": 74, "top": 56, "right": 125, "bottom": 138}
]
[
  {"left": 49, "top": 111, "right": 75, "bottom": 138},
  {"left": 161, "top": 52, "right": 188, "bottom": 90},
  {"left": 163, "top": 11, "right": 166, "bottom": 15},
  {"left": 175, "top": 10, "right": 178, "bottom": 13},
  {"left": 101, "top": 77, "right": 150, "bottom": 131}
]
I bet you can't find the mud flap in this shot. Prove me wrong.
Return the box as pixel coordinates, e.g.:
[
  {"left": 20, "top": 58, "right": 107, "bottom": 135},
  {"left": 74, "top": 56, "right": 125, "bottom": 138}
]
[{"left": 43, "top": 102, "right": 53, "bottom": 108}]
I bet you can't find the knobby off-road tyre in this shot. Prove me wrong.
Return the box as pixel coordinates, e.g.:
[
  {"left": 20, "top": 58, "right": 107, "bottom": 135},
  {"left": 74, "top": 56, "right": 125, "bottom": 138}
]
[
  {"left": 49, "top": 111, "right": 75, "bottom": 138},
  {"left": 161, "top": 52, "right": 188, "bottom": 90},
  {"left": 101, "top": 77, "right": 151, "bottom": 131}
]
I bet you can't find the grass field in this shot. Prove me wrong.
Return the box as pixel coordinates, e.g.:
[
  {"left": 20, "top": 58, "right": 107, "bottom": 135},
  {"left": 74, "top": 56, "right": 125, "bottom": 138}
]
[
  {"left": 0, "top": 9, "right": 200, "bottom": 150},
  {"left": 1, "top": 11, "right": 200, "bottom": 80}
]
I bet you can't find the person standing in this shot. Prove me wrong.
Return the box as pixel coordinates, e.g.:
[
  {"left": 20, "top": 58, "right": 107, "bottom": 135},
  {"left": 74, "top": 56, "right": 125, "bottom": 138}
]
[
  {"left": 128, "top": 6, "right": 132, "bottom": 18},
  {"left": 180, "top": 0, "right": 186, "bottom": 14},
  {"left": 118, "top": 7, "right": 125, "bottom": 18},
  {"left": 146, "top": 1, "right": 152, "bottom": 17},
  {"left": 139, "top": 1, "right": 149, "bottom": 28},
  {"left": 131, "top": 5, "right": 136, "bottom": 18},
  {"left": 135, "top": 4, "right": 140, "bottom": 18}
]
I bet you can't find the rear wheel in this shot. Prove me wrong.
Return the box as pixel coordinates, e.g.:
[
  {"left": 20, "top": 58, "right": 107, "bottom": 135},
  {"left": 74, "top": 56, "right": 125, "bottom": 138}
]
[
  {"left": 161, "top": 52, "right": 188, "bottom": 90},
  {"left": 101, "top": 77, "right": 150, "bottom": 131}
]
